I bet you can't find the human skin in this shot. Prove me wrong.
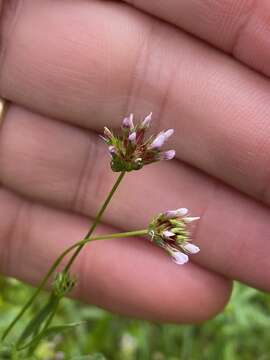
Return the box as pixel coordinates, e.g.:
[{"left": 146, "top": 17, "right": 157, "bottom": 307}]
[{"left": 0, "top": 0, "right": 269, "bottom": 323}]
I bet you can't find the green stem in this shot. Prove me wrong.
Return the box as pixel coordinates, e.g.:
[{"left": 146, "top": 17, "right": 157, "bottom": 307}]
[
  {"left": 18, "top": 296, "right": 60, "bottom": 352},
  {"left": 2, "top": 171, "right": 126, "bottom": 341},
  {"left": 1, "top": 250, "right": 69, "bottom": 341},
  {"left": 1, "top": 228, "right": 148, "bottom": 342},
  {"left": 63, "top": 171, "right": 126, "bottom": 272},
  {"left": 83, "top": 229, "right": 148, "bottom": 242}
]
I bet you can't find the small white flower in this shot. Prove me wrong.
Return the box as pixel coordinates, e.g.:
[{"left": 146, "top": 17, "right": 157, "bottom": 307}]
[
  {"left": 160, "top": 150, "right": 176, "bottom": 160},
  {"left": 182, "top": 243, "right": 200, "bottom": 254},
  {"left": 164, "top": 209, "right": 179, "bottom": 218},
  {"left": 163, "top": 230, "right": 175, "bottom": 239},
  {"left": 183, "top": 216, "right": 200, "bottom": 223},
  {"left": 164, "top": 207, "right": 188, "bottom": 219},
  {"left": 122, "top": 113, "right": 134, "bottom": 129},
  {"left": 176, "top": 208, "right": 189, "bottom": 216},
  {"left": 141, "top": 112, "right": 152, "bottom": 128},
  {"left": 149, "top": 129, "right": 174, "bottom": 150},
  {"left": 148, "top": 132, "right": 166, "bottom": 150},
  {"left": 164, "top": 129, "right": 174, "bottom": 140},
  {"left": 169, "top": 249, "right": 189, "bottom": 265},
  {"left": 128, "top": 132, "right": 137, "bottom": 143}
]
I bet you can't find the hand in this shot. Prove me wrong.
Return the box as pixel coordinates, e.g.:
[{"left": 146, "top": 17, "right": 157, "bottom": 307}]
[{"left": 0, "top": 0, "right": 269, "bottom": 323}]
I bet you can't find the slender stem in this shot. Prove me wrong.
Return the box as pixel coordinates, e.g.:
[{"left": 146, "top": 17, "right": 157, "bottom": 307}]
[
  {"left": 1, "top": 171, "right": 125, "bottom": 341},
  {"left": 64, "top": 171, "right": 125, "bottom": 272},
  {"left": 1, "top": 228, "right": 147, "bottom": 342},
  {"left": 1, "top": 249, "right": 69, "bottom": 341},
  {"left": 83, "top": 229, "right": 148, "bottom": 242},
  {"left": 18, "top": 297, "right": 60, "bottom": 351}
]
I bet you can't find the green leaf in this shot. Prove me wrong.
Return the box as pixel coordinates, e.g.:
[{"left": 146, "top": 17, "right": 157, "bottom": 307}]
[
  {"left": 18, "top": 322, "right": 84, "bottom": 351},
  {"left": 16, "top": 295, "right": 59, "bottom": 347}
]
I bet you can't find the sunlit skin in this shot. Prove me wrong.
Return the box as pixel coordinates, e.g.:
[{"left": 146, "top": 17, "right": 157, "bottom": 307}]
[{"left": 0, "top": 0, "right": 270, "bottom": 323}]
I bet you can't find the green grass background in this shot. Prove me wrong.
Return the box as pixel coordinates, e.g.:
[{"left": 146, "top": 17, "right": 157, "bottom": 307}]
[{"left": 0, "top": 277, "right": 270, "bottom": 360}]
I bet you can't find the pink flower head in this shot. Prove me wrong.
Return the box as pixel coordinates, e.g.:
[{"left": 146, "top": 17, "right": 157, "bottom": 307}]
[
  {"left": 101, "top": 113, "right": 176, "bottom": 172},
  {"left": 148, "top": 208, "right": 200, "bottom": 265}
]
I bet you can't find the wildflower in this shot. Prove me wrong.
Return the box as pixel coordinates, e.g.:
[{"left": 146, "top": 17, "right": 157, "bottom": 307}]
[
  {"left": 148, "top": 208, "right": 200, "bottom": 265},
  {"left": 101, "top": 113, "right": 176, "bottom": 172}
]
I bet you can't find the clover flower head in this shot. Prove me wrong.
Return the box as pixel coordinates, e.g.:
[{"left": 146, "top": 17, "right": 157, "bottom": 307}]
[
  {"left": 101, "top": 113, "right": 175, "bottom": 172},
  {"left": 148, "top": 208, "right": 200, "bottom": 265}
]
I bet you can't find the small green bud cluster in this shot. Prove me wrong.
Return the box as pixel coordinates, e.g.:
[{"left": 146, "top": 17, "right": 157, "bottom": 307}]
[{"left": 52, "top": 272, "right": 77, "bottom": 298}]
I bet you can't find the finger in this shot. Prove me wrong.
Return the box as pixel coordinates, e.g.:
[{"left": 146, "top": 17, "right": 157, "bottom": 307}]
[
  {"left": 0, "top": 105, "right": 270, "bottom": 293},
  {"left": 0, "top": 187, "right": 231, "bottom": 323},
  {"left": 1, "top": 0, "right": 270, "bottom": 205},
  {"left": 123, "top": 0, "right": 270, "bottom": 76}
]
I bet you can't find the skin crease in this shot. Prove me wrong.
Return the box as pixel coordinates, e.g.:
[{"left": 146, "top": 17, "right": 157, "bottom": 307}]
[
  {"left": 123, "top": 0, "right": 270, "bottom": 75},
  {"left": 0, "top": 0, "right": 269, "bottom": 323}
]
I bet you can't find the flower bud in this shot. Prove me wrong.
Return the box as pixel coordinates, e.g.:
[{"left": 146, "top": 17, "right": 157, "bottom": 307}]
[
  {"left": 53, "top": 272, "right": 76, "bottom": 298},
  {"left": 148, "top": 132, "right": 166, "bottom": 150},
  {"left": 176, "top": 208, "right": 189, "bottom": 216},
  {"left": 169, "top": 249, "right": 189, "bottom": 265},
  {"left": 141, "top": 113, "right": 152, "bottom": 128},
  {"left": 122, "top": 113, "right": 134, "bottom": 129},
  {"left": 176, "top": 235, "right": 188, "bottom": 243},
  {"left": 171, "top": 227, "right": 188, "bottom": 235},
  {"left": 164, "top": 129, "right": 174, "bottom": 140},
  {"left": 163, "top": 230, "right": 175, "bottom": 239},
  {"left": 183, "top": 216, "right": 200, "bottom": 223},
  {"left": 164, "top": 209, "right": 179, "bottom": 219},
  {"left": 169, "top": 219, "right": 185, "bottom": 228},
  {"left": 160, "top": 150, "right": 176, "bottom": 160},
  {"left": 108, "top": 145, "right": 116, "bottom": 155},
  {"left": 128, "top": 132, "right": 137, "bottom": 143},
  {"left": 104, "top": 126, "right": 113, "bottom": 139},
  {"left": 182, "top": 243, "right": 200, "bottom": 254}
]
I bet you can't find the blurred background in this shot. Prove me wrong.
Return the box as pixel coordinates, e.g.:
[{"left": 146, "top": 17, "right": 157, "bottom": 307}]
[{"left": 0, "top": 277, "right": 269, "bottom": 360}]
